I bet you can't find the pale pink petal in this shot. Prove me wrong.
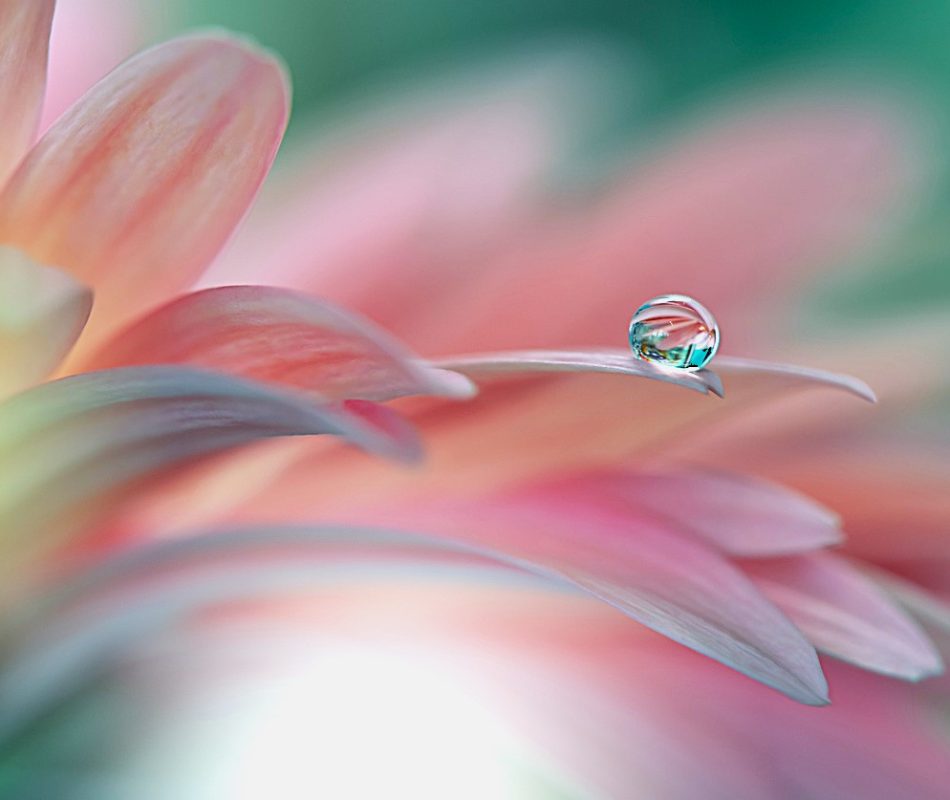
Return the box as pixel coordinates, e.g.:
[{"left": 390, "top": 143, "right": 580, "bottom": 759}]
[
  {"left": 0, "top": 246, "right": 91, "bottom": 397},
  {"left": 743, "top": 552, "right": 942, "bottom": 679},
  {"left": 0, "top": 366, "right": 420, "bottom": 578},
  {"left": 563, "top": 468, "right": 843, "bottom": 556},
  {"left": 368, "top": 487, "right": 829, "bottom": 704},
  {"left": 437, "top": 348, "right": 723, "bottom": 396},
  {"left": 0, "top": 34, "right": 289, "bottom": 344},
  {"left": 83, "top": 286, "right": 474, "bottom": 401},
  {"left": 42, "top": 0, "right": 143, "bottom": 131},
  {"left": 0, "top": 1, "right": 54, "bottom": 184}
]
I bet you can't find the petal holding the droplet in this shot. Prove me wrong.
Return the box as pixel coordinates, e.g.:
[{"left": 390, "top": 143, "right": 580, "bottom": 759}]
[
  {"left": 0, "top": 1, "right": 54, "bottom": 185},
  {"left": 0, "top": 246, "right": 92, "bottom": 397},
  {"left": 83, "top": 285, "right": 475, "bottom": 402},
  {"left": 0, "top": 34, "right": 290, "bottom": 343}
]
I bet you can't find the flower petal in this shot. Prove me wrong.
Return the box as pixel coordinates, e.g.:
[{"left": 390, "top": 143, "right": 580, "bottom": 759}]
[
  {"left": 715, "top": 355, "right": 876, "bottom": 403},
  {"left": 0, "top": 367, "right": 419, "bottom": 571},
  {"left": 437, "top": 349, "right": 723, "bottom": 396},
  {"left": 0, "top": 34, "right": 289, "bottom": 340},
  {"left": 0, "top": 246, "right": 91, "bottom": 397},
  {"left": 84, "top": 286, "right": 475, "bottom": 401},
  {"left": 0, "top": 1, "right": 54, "bottom": 183},
  {"left": 377, "top": 486, "right": 829, "bottom": 704},
  {"left": 41, "top": 0, "right": 142, "bottom": 131},
  {"left": 563, "top": 469, "right": 843, "bottom": 556},
  {"left": 743, "top": 552, "right": 943, "bottom": 680}
]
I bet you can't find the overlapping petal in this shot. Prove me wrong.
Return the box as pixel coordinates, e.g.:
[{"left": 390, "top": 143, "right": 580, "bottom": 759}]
[
  {"left": 0, "top": 34, "right": 289, "bottom": 340},
  {"left": 84, "top": 286, "right": 474, "bottom": 401},
  {"left": 548, "top": 468, "right": 844, "bottom": 556},
  {"left": 0, "top": 0, "right": 54, "bottom": 184},
  {"left": 742, "top": 552, "right": 943, "bottom": 679},
  {"left": 366, "top": 487, "right": 830, "bottom": 704},
  {"left": 0, "top": 246, "right": 91, "bottom": 397},
  {"left": 0, "top": 367, "right": 420, "bottom": 576}
]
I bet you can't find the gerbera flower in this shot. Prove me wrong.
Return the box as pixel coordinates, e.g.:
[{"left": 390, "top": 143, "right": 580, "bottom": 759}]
[{"left": 0, "top": 1, "right": 948, "bottom": 797}]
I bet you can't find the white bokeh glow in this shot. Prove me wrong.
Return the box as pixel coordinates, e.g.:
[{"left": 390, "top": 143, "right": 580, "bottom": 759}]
[{"left": 172, "top": 639, "right": 540, "bottom": 800}]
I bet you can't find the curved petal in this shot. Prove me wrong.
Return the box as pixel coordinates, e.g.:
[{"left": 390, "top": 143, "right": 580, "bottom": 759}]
[
  {"left": 742, "top": 553, "right": 943, "bottom": 680},
  {"left": 561, "top": 469, "right": 843, "bottom": 556},
  {"left": 0, "top": 34, "right": 289, "bottom": 341},
  {"left": 437, "top": 349, "right": 723, "bottom": 396},
  {"left": 0, "top": 367, "right": 419, "bottom": 571},
  {"left": 373, "top": 487, "right": 829, "bottom": 704},
  {"left": 0, "top": 246, "right": 92, "bottom": 397},
  {"left": 84, "top": 286, "right": 474, "bottom": 401},
  {"left": 0, "top": 1, "right": 54, "bottom": 183}
]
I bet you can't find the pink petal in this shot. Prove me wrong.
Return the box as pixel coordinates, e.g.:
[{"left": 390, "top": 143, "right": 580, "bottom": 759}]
[
  {"left": 0, "top": 1, "right": 54, "bottom": 184},
  {"left": 0, "top": 366, "right": 420, "bottom": 574},
  {"left": 84, "top": 286, "right": 474, "bottom": 401},
  {"left": 0, "top": 246, "right": 91, "bottom": 396},
  {"left": 0, "top": 34, "right": 289, "bottom": 343},
  {"left": 41, "top": 0, "right": 142, "bottom": 131},
  {"left": 564, "top": 468, "right": 843, "bottom": 556},
  {"left": 375, "top": 486, "right": 829, "bottom": 704},
  {"left": 743, "top": 552, "right": 942, "bottom": 679}
]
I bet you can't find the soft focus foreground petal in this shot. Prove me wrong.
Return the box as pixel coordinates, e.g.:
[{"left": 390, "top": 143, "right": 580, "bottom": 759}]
[
  {"left": 41, "top": 0, "right": 142, "bottom": 131},
  {"left": 84, "top": 286, "right": 474, "bottom": 401},
  {"left": 0, "top": 526, "right": 539, "bottom": 743},
  {"left": 373, "top": 487, "right": 829, "bottom": 704},
  {"left": 0, "top": 246, "right": 91, "bottom": 397},
  {"left": 200, "top": 43, "right": 626, "bottom": 291},
  {"left": 742, "top": 553, "right": 943, "bottom": 679},
  {"left": 0, "top": 34, "right": 289, "bottom": 343},
  {"left": 0, "top": 367, "right": 419, "bottom": 574},
  {"left": 0, "top": 1, "right": 54, "bottom": 184},
  {"left": 562, "top": 468, "right": 843, "bottom": 556}
]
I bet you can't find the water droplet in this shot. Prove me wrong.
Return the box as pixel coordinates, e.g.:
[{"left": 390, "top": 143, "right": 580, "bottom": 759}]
[{"left": 628, "top": 294, "right": 719, "bottom": 370}]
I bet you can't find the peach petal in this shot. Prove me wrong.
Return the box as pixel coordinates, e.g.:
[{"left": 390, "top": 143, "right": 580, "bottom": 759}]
[
  {"left": 743, "top": 552, "right": 942, "bottom": 679},
  {"left": 84, "top": 286, "right": 475, "bottom": 401},
  {"left": 0, "top": 246, "right": 91, "bottom": 397},
  {"left": 0, "top": 34, "right": 289, "bottom": 342},
  {"left": 0, "top": 1, "right": 54, "bottom": 184}
]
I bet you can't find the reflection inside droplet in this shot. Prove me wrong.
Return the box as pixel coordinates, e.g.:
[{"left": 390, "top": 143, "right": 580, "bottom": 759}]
[{"left": 628, "top": 294, "right": 719, "bottom": 371}]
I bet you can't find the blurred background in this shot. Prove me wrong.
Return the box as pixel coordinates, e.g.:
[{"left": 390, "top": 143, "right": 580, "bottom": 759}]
[{"left": 155, "top": 0, "right": 950, "bottom": 360}]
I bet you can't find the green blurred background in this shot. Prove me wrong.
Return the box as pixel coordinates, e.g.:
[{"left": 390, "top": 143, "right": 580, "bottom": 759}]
[
  {"left": 143, "top": 0, "right": 950, "bottom": 336},
  {"left": 161, "top": 0, "right": 950, "bottom": 323}
]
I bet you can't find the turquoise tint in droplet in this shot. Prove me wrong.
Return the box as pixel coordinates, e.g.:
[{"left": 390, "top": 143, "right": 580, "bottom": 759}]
[{"left": 628, "top": 294, "right": 720, "bottom": 370}]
